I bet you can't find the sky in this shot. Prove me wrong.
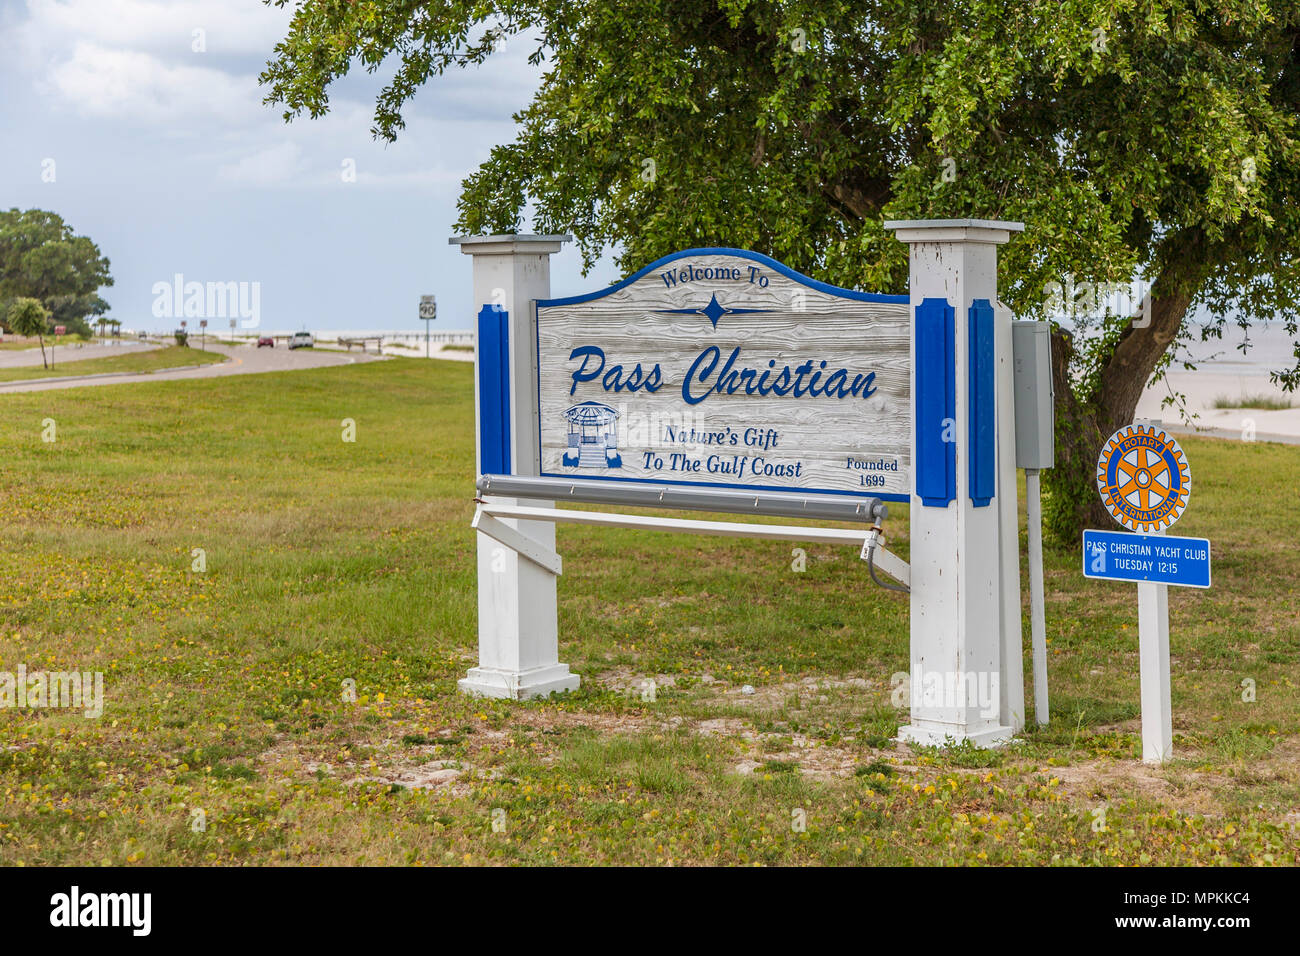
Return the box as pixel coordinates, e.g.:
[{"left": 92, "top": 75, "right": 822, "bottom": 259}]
[{"left": 0, "top": 0, "right": 620, "bottom": 333}]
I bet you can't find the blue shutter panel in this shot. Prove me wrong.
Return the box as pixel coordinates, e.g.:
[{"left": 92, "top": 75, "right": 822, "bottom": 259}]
[
  {"left": 967, "top": 299, "right": 996, "bottom": 507},
  {"left": 915, "top": 297, "right": 955, "bottom": 507},
  {"left": 477, "top": 305, "right": 511, "bottom": 475}
]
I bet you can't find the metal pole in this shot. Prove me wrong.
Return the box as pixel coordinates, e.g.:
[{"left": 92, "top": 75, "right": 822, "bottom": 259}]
[
  {"left": 1025, "top": 468, "right": 1049, "bottom": 725},
  {"left": 477, "top": 473, "right": 886, "bottom": 524}
]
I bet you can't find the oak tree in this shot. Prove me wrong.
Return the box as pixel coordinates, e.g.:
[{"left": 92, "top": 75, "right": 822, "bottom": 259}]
[{"left": 263, "top": 0, "right": 1300, "bottom": 538}]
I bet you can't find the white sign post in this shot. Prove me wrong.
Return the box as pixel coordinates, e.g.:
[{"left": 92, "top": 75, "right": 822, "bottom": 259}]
[
  {"left": 449, "top": 235, "right": 579, "bottom": 699},
  {"left": 1136, "top": 543, "right": 1173, "bottom": 763},
  {"left": 884, "top": 220, "right": 1026, "bottom": 745}
]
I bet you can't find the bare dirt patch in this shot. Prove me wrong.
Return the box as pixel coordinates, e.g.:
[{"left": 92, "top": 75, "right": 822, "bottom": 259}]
[
  {"left": 735, "top": 730, "right": 878, "bottom": 780},
  {"left": 1049, "top": 757, "right": 1233, "bottom": 816}
]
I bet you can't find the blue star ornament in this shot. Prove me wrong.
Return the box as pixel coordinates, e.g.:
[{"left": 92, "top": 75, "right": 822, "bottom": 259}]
[
  {"left": 700, "top": 293, "right": 727, "bottom": 328},
  {"left": 655, "top": 294, "right": 771, "bottom": 329}
]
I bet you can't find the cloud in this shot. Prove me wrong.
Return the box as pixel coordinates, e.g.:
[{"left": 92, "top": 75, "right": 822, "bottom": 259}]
[
  {"left": 3, "top": 0, "right": 548, "bottom": 197},
  {"left": 47, "top": 41, "right": 257, "bottom": 124},
  {"left": 216, "top": 141, "right": 305, "bottom": 186},
  {"left": 0, "top": 0, "right": 628, "bottom": 338},
  {"left": 7, "top": 0, "right": 294, "bottom": 127},
  {"left": 19, "top": 0, "right": 293, "bottom": 58},
  {"left": 10, "top": 0, "right": 542, "bottom": 153}
]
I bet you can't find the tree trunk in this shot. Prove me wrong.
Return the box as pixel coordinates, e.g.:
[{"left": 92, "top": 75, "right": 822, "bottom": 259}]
[
  {"left": 37, "top": 335, "right": 47, "bottom": 369},
  {"left": 1042, "top": 289, "right": 1196, "bottom": 543}
]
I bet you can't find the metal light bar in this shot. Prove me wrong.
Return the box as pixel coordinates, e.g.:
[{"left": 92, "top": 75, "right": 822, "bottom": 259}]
[{"left": 476, "top": 474, "right": 887, "bottom": 523}]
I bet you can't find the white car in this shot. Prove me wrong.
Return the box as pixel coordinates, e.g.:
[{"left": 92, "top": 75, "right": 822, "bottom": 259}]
[{"left": 288, "top": 331, "right": 314, "bottom": 350}]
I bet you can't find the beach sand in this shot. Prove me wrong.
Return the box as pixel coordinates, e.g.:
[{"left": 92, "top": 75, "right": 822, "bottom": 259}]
[{"left": 1134, "top": 323, "right": 1299, "bottom": 443}]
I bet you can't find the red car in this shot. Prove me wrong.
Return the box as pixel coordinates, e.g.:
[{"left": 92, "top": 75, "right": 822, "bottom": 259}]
[{"left": 257, "top": 336, "right": 274, "bottom": 348}]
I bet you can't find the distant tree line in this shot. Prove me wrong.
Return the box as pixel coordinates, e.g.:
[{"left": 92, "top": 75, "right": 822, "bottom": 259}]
[{"left": 0, "top": 208, "right": 114, "bottom": 342}]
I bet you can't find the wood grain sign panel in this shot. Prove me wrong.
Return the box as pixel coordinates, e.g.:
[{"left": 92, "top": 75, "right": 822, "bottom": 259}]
[{"left": 535, "top": 249, "right": 912, "bottom": 501}]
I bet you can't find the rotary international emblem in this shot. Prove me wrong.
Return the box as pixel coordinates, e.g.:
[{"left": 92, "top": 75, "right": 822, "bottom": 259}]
[{"left": 1096, "top": 424, "right": 1190, "bottom": 532}]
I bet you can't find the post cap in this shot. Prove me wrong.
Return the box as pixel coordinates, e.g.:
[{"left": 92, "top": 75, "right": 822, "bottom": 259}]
[
  {"left": 449, "top": 234, "right": 572, "bottom": 255},
  {"left": 883, "top": 218, "right": 1025, "bottom": 244}
]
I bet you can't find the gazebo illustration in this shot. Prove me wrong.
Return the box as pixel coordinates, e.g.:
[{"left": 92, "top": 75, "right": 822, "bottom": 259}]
[{"left": 561, "top": 401, "right": 622, "bottom": 468}]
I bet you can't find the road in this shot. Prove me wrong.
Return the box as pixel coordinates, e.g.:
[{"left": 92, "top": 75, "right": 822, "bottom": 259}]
[
  {"left": 0, "top": 343, "right": 386, "bottom": 394},
  {"left": 0, "top": 340, "right": 158, "bottom": 370}
]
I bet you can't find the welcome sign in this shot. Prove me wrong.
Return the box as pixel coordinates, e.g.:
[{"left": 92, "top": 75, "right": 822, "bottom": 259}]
[{"left": 534, "top": 249, "right": 911, "bottom": 500}]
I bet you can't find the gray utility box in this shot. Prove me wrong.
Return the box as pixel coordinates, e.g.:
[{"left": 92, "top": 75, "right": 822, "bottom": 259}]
[{"left": 1011, "top": 320, "right": 1055, "bottom": 470}]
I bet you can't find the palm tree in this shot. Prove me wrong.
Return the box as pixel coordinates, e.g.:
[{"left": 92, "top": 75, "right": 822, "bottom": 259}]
[{"left": 7, "top": 298, "right": 52, "bottom": 368}]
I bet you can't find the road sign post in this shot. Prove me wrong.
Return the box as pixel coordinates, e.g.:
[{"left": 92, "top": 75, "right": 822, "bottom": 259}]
[
  {"left": 1089, "top": 421, "right": 1208, "bottom": 763},
  {"left": 53, "top": 325, "right": 65, "bottom": 368},
  {"left": 1137, "top": 553, "right": 1173, "bottom": 764},
  {"left": 419, "top": 295, "right": 436, "bottom": 357}
]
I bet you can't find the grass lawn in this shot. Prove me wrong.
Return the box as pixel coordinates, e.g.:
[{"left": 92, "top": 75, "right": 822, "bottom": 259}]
[
  {"left": 0, "top": 358, "right": 1297, "bottom": 866},
  {"left": 0, "top": 335, "right": 94, "bottom": 351},
  {"left": 0, "top": 346, "right": 225, "bottom": 383},
  {"left": 1212, "top": 393, "right": 1296, "bottom": 411}
]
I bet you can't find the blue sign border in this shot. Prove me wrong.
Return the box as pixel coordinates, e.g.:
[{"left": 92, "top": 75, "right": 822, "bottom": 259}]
[
  {"left": 534, "top": 248, "right": 912, "bottom": 502},
  {"left": 536, "top": 247, "right": 910, "bottom": 310}
]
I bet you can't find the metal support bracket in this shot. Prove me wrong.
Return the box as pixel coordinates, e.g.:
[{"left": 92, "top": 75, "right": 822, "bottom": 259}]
[
  {"left": 472, "top": 508, "right": 563, "bottom": 577},
  {"left": 859, "top": 527, "right": 911, "bottom": 589}
]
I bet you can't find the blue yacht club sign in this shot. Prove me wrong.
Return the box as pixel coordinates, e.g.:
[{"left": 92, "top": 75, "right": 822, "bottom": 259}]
[{"left": 531, "top": 249, "right": 913, "bottom": 500}]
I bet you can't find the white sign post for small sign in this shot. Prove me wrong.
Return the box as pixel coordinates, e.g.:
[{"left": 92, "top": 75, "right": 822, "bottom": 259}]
[
  {"left": 419, "top": 295, "right": 437, "bottom": 358},
  {"left": 1086, "top": 421, "right": 1210, "bottom": 763}
]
